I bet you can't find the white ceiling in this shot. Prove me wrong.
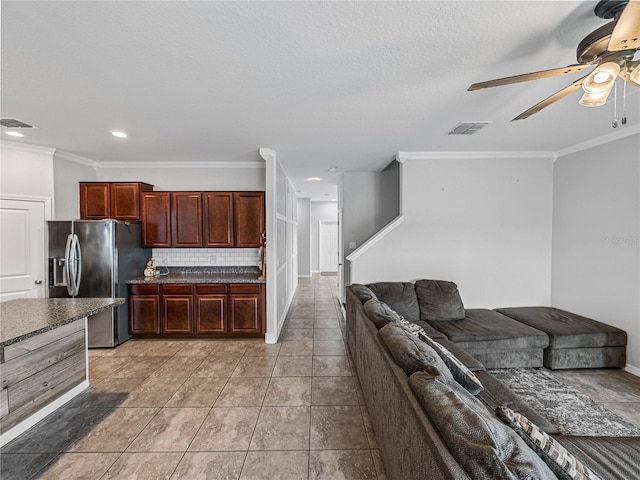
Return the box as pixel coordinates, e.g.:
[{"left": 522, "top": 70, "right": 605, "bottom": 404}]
[{"left": 2, "top": 1, "right": 639, "bottom": 199}]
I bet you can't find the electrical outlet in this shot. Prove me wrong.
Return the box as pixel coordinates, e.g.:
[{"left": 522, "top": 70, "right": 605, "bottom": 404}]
[
  {"left": 209, "top": 256, "right": 217, "bottom": 265},
  {"left": 349, "top": 242, "right": 357, "bottom": 249}
]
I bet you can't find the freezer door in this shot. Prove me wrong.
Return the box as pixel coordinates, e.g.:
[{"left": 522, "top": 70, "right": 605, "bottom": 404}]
[{"left": 47, "top": 221, "right": 72, "bottom": 298}]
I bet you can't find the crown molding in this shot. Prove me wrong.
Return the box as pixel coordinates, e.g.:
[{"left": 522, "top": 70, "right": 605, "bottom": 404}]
[
  {"left": 0, "top": 140, "right": 55, "bottom": 156},
  {"left": 53, "top": 149, "right": 98, "bottom": 167},
  {"left": 96, "top": 161, "right": 264, "bottom": 169},
  {"left": 555, "top": 124, "right": 640, "bottom": 158},
  {"left": 259, "top": 148, "right": 276, "bottom": 162},
  {"left": 396, "top": 151, "right": 556, "bottom": 162}
]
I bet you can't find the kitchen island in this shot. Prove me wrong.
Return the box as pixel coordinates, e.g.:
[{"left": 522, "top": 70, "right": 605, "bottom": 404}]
[
  {"left": 127, "top": 267, "right": 265, "bottom": 338},
  {"left": 0, "top": 297, "right": 124, "bottom": 446}
]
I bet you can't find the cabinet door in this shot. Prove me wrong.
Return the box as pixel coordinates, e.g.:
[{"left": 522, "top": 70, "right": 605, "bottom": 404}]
[
  {"left": 129, "top": 294, "right": 161, "bottom": 335},
  {"left": 110, "top": 183, "right": 142, "bottom": 220},
  {"left": 203, "top": 192, "right": 234, "bottom": 247},
  {"left": 228, "top": 284, "right": 264, "bottom": 334},
  {"left": 234, "top": 192, "right": 264, "bottom": 247},
  {"left": 79, "top": 183, "right": 110, "bottom": 219},
  {"left": 162, "top": 285, "right": 194, "bottom": 334},
  {"left": 195, "top": 284, "right": 227, "bottom": 333},
  {"left": 141, "top": 192, "right": 171, "bottom": 247},
  {"left": 171, "top": 192, "right": 203, "bottom": 247}
]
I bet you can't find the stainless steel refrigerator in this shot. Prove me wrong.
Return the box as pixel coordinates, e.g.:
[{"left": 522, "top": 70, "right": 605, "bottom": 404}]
[{"left": 47, "top": 220, "right": 150, "bottom": 347}]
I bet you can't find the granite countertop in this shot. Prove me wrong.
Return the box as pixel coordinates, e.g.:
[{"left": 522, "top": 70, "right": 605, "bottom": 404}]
[
  {"left": 127, "top": 266, "right": 265, "bottom": 285},
  {"left": 0, "top": 297, "right": 125, "bottom": 348}
]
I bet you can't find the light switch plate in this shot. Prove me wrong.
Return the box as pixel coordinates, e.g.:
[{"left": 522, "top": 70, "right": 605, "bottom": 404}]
[{"left": 349, "top": 242, "right": 356, "bottom": 249}]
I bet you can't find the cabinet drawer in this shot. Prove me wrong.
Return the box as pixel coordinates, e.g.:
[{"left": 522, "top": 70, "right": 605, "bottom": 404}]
[
  {"left": 129, "top": 284, "right": 160, "bottom": 295},
  {"left": 229, "top": 283, "right": 261, "bottom": 294},
  {"left": 162, "top": 284, "right": 193, "bottom": 295},
  {"left": 195, "top": 284, "right": 228, "bottom": 295}
]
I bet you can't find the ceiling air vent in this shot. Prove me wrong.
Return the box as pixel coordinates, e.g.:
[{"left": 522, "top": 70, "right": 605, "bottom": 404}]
[
  {"left": 0, "top": 118, "right": 35, "bottom": 128},
  {"left": 447, "top": 121, "right": 492, "bottom": 135}
]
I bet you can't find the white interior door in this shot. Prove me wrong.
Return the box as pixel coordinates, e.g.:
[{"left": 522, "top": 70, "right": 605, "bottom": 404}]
[
  {"left": 319, "top": 220, "right": 338, "bottom": 272},
  {"left": 0, "top": 198, "right": 47, "bottom": 301}
]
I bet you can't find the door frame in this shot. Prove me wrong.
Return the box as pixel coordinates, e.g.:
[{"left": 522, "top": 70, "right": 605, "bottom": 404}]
[
  {"left": 0, "top": 194, "right": 53, "bottom": 300},
  {"left": 318, "top": 219, "right": 338, "bottom": 273}
]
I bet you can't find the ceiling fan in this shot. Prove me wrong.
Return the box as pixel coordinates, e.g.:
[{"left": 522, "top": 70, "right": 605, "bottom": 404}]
[{"left": 468, "top": 0, "right": 640, "bottom": 121}]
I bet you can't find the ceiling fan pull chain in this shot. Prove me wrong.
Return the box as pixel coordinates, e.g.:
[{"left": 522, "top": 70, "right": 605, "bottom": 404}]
[
  {"left": 621, "top": 80, "right": 627, "bottom": 125},
  {"left": 612, "top": 81, "right": 618, "bottom": 129}
]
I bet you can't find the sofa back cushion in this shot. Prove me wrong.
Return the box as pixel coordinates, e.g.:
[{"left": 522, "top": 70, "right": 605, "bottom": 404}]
[
  {"left": 350, "top": 284, "right": 379, "bottom": 304},
  {"left": 409, "top": 370, "right": 556, "bottom": 480},
  {"left": 379, "top": 323, "right": 453, "bottom": 378},
  {"left": 363, "top": 299, "right": 400, "bottom": 329},
  {"left": 366, "top": 282, "right": 419, "bottom": 320},
  {"left": 415, "top": 279, "right": 465, "bottom": 321}
]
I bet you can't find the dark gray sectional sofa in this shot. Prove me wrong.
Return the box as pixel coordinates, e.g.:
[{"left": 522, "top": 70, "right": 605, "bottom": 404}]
[{"left": 346, "top": 281, "right": 639, "bottom": 480}]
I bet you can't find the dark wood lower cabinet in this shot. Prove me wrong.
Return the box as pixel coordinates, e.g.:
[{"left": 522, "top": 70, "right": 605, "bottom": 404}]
[{"left": 129, "top": 282, "right": 264, "bottom": 338}]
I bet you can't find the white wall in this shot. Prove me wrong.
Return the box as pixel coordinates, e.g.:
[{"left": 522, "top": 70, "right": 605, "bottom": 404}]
[
  {"left": 261, "top": 149, "right": 297, "bottom": 343},
  {"left": 96, "top": 165, "right": 264, "bottom": 191},
  {"left": 310, "top": 201, "right": 338, "bottom": 272},
  {"left": 349, "top": 155, "right": 554, "bottom": 308},
  {"left": 297, "top": 198, "right": 311, "bottom": 277},
  {"left": 551, "top": 133, "right": 640, "bottom": 372},
  {"left": 1, "top": 142, "right": 55, "bottom": 201},
  {"left": 53, "top": 151, "right": 96, "bottom": 220}
]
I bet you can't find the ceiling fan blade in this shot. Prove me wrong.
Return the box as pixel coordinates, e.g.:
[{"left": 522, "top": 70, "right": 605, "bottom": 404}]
[
  {"left": 608, "top": 0, "right": 640, "bottom": 51},
  {"left": 511, "top": 75, "right": 588, "bottom": 121},
  {"left": 468, "top": 65, "right": 589, "bottom": 91}
]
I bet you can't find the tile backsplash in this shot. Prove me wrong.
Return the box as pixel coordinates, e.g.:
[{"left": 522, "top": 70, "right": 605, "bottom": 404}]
[{"left": 152, "top": 248, "right": 260, "bottom": 267}]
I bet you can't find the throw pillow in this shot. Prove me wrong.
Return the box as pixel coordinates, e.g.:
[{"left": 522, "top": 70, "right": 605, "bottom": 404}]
[
  {"left": 415, "top": 279, "right": 465, "bottom": 321},
  {"left": 418, "top": 332, "right": 484, "bottom": 395},
  {"left": 409, "top": 370, "right": 556, "bottom": 480},
  {"left": 396, "top": 317, "right": 427, "bottom": 337},
  {"left": 379, "top": 323, "right": 453, "bottom": 378},
  {"left": 363, "top": 299, "right": 401, "bottom": 329},
  {"left": 497, "top": 406, "right": 602, "bottom": 480}
]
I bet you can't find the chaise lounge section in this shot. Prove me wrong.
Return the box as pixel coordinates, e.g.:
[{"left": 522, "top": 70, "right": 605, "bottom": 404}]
[{"left": 496, "top": 306, "right": 627, "bottom": 369}]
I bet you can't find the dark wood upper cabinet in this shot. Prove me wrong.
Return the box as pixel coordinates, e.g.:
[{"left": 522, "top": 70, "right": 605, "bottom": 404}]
[
  {"left": 171, "top": 192, "right": 203, "bottom": 247},
  {"left": 234, "top": 192, "right": 265, "bottom": 248},
  {"left": 79, "top": 183, "right": 110, "bottom": 219},
  {"left": 80, "top": 182, "right": 153, "bottom": 220},
  {"left": 203, "top": 192, "right": 234, "bottom": 247},
  {"left": 141, "top": 192, "right": 171, "bottom": 247}
]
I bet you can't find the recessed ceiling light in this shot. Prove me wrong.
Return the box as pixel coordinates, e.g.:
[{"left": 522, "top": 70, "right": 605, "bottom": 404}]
[
  {"left": 307, "top": 177, "right": 321, "bottom": 182},
  {"left": 328, "top": 166, "right": 338, "bottom": 172},
  {"left": 331, "top": 199, "right": 337, "bottom": 202},
  {"left": 111, "top": 130, "right": 128, "bottom": 138},
  {"left": 4, "top": 131, "right": 24, "bottom": 137}
]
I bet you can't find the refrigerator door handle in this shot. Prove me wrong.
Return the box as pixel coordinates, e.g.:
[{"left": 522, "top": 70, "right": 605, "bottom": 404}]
[
  {"left": 65, "top": 233, "right": 82, "bottom": 296},
  {"left": 64, "top": 233, "right": 74, "bottom": 296},
  {"left": 72, "top": 234, "right": 82, "bottom": 296}
]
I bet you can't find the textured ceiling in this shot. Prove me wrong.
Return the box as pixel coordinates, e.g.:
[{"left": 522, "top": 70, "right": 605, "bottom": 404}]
[{"left": 2, "top": 1, "right": 638, "bottom": 199}]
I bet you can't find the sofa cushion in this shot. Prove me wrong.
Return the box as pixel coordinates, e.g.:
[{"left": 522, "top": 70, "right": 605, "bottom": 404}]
[
  {"left": 409, "top": 370, "right": 556, "bottom": 480},
  {"left": 350, "top": 284, "right": 379, "bottom": 304},
  {"left": 497, "top": 406, "right": 602, "bottom": 480},
  {"left": 495, "top": 307, "right": 627, "bottom": 349},
  {"left": 551, "top": 435, "right": 640, "bottom": 480},
  {"left": 363, "top": 299, "right": 400, "bottom": 329},
  {"left": 412, "top": 320, "right": 448, "bottom": 340},
  {"left": 366, "top": 282, "right": 419, "bottom": 320},
  {"left": 429, "top": 309, "right": 549, "bottom": 350},
  {"left": 437, "top": 337, "right": 486, "bottom": 372},
  {"left": 418, "top": 333, "right": 484, "bottom": 394},
  {"left": 415, "top": 279, "right": 466, "bottom": 321},
  {"left": 379, "top": 323, "right": 453, "bottom": 378}
]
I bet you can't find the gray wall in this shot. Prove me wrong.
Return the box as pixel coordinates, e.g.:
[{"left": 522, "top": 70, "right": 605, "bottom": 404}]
[
  {"left": 551, "top": 133, "right": 640, "bottom": 370},
  {"left": 376, "top": 160, "right": 400, "bottom": 229},
  {"left": 53, "top": 153, "right": 96, "bottom": 220},
  {"left": 296, "top": 198, "right": 311, "bottom": 277}
]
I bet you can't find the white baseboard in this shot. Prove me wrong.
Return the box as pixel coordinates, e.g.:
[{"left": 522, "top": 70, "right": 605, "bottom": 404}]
[
  {"left": 0, "top": 380, "right": 89, "bottom": 447},
  {"left": 624, "top": 363, "right": 640, "bottom": 377}
]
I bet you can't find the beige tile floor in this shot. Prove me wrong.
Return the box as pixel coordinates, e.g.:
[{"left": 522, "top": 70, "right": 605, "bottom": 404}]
[{"left": 1, "top": 274, "right": 387, "bottom": 480}]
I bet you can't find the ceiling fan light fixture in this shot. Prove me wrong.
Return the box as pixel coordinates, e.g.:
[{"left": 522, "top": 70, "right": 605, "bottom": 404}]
[
  {"left": 582, "top": 62, "right": 620, "bottom": 93},
  {"left": 579, "top": 89, "right": 611, "bottom": 107}
]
